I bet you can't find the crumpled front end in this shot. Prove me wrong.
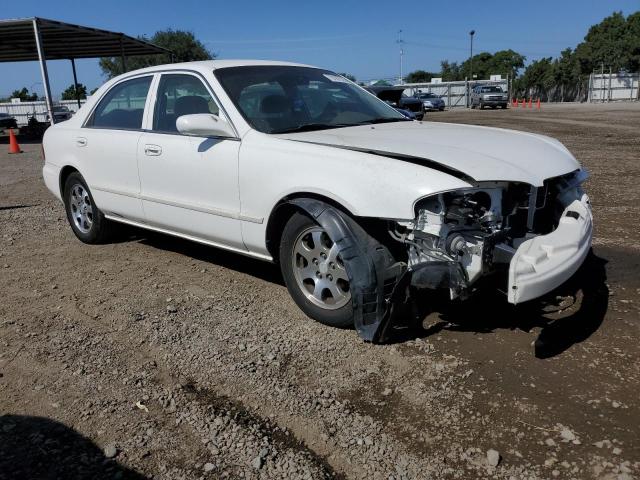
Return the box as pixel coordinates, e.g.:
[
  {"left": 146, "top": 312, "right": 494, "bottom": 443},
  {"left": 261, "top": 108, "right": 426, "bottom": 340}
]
[
  {"left": 394, "top": 169, "right": 591, "bottom": 304},
  {"left": 508, "top": 193, "right": 592, "bottom": 304}
]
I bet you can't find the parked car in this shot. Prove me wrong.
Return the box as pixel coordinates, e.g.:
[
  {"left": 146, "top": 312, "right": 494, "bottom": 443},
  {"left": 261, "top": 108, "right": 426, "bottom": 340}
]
[
  {"left": 470, "top": 85, "right": 509, "bottom": 109},
  {"left": 0, "top": 112, "right": 18, "bottom": 130},
  {"left": 47, "top": 105, "right": 73, "bottom": 123},
  {"left": 415, "top": 92, "right": 445, "bottom": 111},
  {"left": 365, "top": 86, "right": 424, "bottom": 120},
  {"left": 42, "top": 60, "right": 592, "bottom": 343}
]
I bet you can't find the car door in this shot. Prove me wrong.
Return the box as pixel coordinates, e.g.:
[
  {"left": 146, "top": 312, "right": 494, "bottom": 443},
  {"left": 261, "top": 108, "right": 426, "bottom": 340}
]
[
  {"left": 137, "top": 72, "right": 244, "bottom": 250},
  {"left": 80, "top": 75, "right": 153, "bottom": 222}
]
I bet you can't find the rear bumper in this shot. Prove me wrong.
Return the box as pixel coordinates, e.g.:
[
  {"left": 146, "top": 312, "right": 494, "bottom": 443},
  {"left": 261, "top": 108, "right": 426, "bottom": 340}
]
[
  {"left": 508, "top": 194, "right": 592, "bottom": 304},
  {"left": 42, "top": 162, "right": 62, "bottom": 201}
]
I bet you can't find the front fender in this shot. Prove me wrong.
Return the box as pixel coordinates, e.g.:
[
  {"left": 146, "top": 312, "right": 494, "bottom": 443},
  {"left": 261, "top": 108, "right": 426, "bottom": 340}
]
[
  {"left": 239, "top": 131, "right": 471, "bottom": 222},
  {"left": 288, "top": 198, "right": 406, "bottom": 343}
]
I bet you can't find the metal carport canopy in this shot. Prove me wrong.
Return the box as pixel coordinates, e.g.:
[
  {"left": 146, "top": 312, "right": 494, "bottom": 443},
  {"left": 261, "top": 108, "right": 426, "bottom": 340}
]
[{"left": 0, "top": 17, "right": 171, "bottom": 123}]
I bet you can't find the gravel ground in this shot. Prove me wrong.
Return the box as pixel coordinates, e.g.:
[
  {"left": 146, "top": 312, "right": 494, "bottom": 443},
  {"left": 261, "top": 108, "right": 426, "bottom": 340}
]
[{"left": 1, "top": 102, "right": 639, "bottom": 480}]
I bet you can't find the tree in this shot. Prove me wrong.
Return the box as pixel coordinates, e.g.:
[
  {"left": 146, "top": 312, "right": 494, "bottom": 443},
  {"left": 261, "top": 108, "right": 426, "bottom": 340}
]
[
  {"left": 574, "top": 11, "right": 640, "bottom": 74},
  {"left": 61, "top": 83, "right": 88, "bottom": 100},
  {"left": 405, "top": 70, "right": 436, "bottom": 83},
  {"left": 338, "top": 72, "right": 357, "bottom": 82},
  {"left": 11, "top": 87, "right": 38, "bottom": 101},
  {"left": 551, "top": 48, "right": 581, "bottom": 101},
  {"left": 440, "top": 60, "right": 462, "bottom": 81},
  {"left": 514, "top": 57, "right": 555, "bottom": 99},
  {"left": 458, "top": 50, "right": 525, "bottom": 80},
  {"left": 99, "top": 29, "right": 213, "bottom": 78}
]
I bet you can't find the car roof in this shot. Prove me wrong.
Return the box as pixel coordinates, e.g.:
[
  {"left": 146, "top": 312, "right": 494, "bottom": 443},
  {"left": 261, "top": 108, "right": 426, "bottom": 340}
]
[{"left": 122, "top": 59, "right": 317, "bottom": 77}]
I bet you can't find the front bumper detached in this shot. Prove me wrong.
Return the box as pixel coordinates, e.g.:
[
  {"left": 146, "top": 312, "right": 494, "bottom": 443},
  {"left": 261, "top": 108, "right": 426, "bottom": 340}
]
[{"left": 508, "top": 194, "right": 592, "bottom": 304}]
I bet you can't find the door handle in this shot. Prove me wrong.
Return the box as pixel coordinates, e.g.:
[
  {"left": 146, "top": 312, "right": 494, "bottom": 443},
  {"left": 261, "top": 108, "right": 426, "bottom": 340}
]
[
  {"left": 75, "top": 137, "right": 87, "bottom": 147},
  {"left": 144, "top": 144, "right": 162, "bottom": 156}
]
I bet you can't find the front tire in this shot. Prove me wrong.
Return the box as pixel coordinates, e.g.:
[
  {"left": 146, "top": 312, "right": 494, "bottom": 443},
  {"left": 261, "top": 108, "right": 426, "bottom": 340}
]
[
  {"left": 63, "top": 172, "right": 113, "bottom": 244},
  {"left": 280, "top": 212, "right": 354, "bottom": 328}
]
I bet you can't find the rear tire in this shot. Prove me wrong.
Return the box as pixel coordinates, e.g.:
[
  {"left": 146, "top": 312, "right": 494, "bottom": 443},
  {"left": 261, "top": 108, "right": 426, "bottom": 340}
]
[
  {"left": 63, "top": 172, "right": 113, "bottom": 244},
  {"left": 280, "top": 212, "right": 354, "bottom": 328}
]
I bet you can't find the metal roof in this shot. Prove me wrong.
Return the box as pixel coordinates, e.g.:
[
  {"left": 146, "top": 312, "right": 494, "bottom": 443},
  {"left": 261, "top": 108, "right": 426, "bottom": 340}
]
[{"left": 0, "top": 17, "right": 170, "bottom": 62}]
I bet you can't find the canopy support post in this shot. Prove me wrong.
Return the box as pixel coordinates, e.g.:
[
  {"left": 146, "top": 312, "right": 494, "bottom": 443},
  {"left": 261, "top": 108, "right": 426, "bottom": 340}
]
[
  {"left": 70, "top": 58, "right": 81, "bottom": 109},
  {"left": 119, "top": 36, "right": 127, "bottom": 73},
  {"left": 32, "top": 18, "right": 54, "bottom": 125}
]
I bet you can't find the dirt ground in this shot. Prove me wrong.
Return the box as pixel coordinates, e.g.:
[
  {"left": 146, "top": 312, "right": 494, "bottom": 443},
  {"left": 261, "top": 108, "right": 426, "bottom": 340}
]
[{"left": 1, "top": 102, "right": 638, "bottom": 480}]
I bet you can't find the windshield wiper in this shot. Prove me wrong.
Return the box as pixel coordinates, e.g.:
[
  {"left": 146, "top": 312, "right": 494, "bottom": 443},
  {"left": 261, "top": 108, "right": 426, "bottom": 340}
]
[
  {"left": 271, "top": 123, "right": 350, "bottom": 134},
  {"left": 356, "top": 117, "right": 412, "bottom": 125}
]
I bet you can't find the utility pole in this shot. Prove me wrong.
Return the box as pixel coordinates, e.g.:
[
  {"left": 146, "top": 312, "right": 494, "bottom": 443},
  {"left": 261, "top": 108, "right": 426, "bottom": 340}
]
[
  {"left": 397, "top": 30, "right": 404, "bottom": 84},
  {"left": 468, "top": 30, "right": 475, "bottom": 107}
]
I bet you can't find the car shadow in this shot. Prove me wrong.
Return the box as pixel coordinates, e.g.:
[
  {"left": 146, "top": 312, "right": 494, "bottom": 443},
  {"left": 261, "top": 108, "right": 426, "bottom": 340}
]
[
  {"left": 121, "top": 227, "right": 609, "bottom": 358},
  {"left": 135, "top": 230, "right": 284, "bottom": 286},
  {"left": 385, "top": 250, "right": 609, "bottom": 358},
  {"left": 0, "top": 414, "right": 148, "bottom": 479}
]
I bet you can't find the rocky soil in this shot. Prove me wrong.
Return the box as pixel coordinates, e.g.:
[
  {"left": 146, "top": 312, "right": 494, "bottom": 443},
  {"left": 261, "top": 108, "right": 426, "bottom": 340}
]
[{"left": 1, "top": 103, "right": 639, "bottom": 479}]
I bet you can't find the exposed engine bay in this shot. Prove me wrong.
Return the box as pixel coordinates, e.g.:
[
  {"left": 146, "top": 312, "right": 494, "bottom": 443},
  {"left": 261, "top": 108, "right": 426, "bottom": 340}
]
[
  {"left": 392, "top": 169, "right": 590, "bottom": 300},
  {"left": 286, "top": 170, "right": 591, "bottom": 343}
]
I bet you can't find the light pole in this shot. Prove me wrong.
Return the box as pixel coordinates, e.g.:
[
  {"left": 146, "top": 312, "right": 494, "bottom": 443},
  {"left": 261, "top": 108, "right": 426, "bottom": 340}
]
[{"left": 469, "top": 30, "right": 475, "bottom": 82}]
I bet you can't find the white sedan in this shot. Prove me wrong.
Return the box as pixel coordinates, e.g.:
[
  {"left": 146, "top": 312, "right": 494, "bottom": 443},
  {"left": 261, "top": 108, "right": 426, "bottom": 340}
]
[{"left": 42, "top": 60, "right": 592, "bottom": 342}]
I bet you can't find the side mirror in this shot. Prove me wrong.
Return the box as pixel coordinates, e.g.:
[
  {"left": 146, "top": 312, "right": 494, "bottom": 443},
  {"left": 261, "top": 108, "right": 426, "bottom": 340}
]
[{"left": 176, "top": 113, "right": 235, "bottom": 138}]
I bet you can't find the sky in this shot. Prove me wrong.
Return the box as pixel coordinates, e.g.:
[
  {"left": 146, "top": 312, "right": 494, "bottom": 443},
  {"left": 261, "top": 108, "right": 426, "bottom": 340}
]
[{"left": 1, "top": 0, "right": 638, "bottom": 99}]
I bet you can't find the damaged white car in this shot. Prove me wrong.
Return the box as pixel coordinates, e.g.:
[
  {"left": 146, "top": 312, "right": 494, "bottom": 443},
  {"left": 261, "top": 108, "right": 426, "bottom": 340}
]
[{"left": 42, "top": 61, "right": 592, "bottom": 342}]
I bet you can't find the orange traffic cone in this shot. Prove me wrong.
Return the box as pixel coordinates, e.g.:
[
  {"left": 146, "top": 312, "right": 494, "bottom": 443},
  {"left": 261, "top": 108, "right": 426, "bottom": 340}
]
[
  {"left": 8, "top": 129, "right": 22, "bottom": 154},
  {"left": 512, "top": 98, "right": 517, "bottom": 107},
  {"left": 520, "top": 98, "right": 526, "bottom": 108},
  {"left": 536, "top": 98, "right": 541, "bottom": 110},
  {"left": 528, "top": 98, "right": 533, "bottom": 109}
]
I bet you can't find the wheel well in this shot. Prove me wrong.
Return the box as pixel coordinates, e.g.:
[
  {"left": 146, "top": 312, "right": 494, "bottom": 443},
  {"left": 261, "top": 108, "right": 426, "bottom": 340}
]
[
  {"left": 265, "top": 193, "right": 354, "bottom": 263},
  {"left": 59, "top": 166, "right": 79, "bottom": 196},
  {"left": 265, "top": 193, "right": 400, "bottom": 264}
]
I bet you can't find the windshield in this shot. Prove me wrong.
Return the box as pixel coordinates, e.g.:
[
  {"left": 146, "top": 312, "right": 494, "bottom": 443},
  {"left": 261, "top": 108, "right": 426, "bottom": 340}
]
[
  {"left": 418, "top": 93, "right": 436, "bottom": 99},
  {"left": 215, "top": 66, "right": 407, "bottom": 134},
  {"left": 480, "top": 86, "right": 503, "bottom": 93}
]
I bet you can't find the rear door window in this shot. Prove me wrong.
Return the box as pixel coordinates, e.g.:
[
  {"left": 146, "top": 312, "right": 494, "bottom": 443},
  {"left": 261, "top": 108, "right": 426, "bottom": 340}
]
[{"left": 89, "top": 76, "right": 152, "bottom": 129}]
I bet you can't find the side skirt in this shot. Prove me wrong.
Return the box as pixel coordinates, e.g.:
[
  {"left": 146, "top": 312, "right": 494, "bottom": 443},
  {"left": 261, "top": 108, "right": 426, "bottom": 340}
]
[{"left": 103, "top": 214, "right": 274, "bottom": 262}]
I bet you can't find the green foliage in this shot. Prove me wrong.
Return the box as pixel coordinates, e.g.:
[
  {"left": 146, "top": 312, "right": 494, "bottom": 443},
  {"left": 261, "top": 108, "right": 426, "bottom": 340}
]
[
  {"left": 514, "top": 58, "right": 554, "bottom": 94},
  {"left": 338, "top": 72, "right": 357, "bottom": 82},
  {"left": 440, "top": 60, "right": 462, "bottom": 81},
  {"left": 99, "top": 29, "right": 213, "bottom": 78},
  {"left": 574, "top": 11, "right": 640, "bottom": 74},
  {"left": 405, "top": 70, "right": 436, "bottom": 83},
  {"left": 61, "top": 83, "right": 88, "bottom": 100},
  {"left": 459, "top": 49, "right": 525, "bottom": 80},
  {"left": 10, "top": 87, "right": 38, "bottom": 101}
]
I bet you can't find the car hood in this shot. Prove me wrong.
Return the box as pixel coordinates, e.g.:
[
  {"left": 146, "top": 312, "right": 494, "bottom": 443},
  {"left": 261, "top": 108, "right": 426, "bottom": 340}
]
[{"left": 276, "top": 121, "right": 580, "bottom": 186}]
